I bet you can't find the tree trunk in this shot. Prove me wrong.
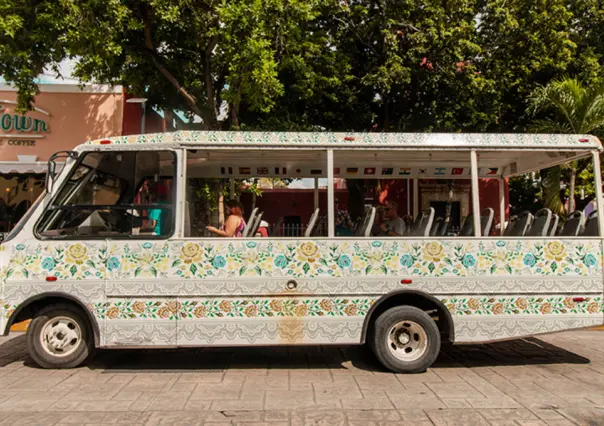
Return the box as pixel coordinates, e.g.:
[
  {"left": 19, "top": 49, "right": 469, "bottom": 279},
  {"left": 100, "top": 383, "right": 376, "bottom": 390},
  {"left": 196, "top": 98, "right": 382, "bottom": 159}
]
[{"left": 568, "top": 167, "right": 577, "bottom": 213}]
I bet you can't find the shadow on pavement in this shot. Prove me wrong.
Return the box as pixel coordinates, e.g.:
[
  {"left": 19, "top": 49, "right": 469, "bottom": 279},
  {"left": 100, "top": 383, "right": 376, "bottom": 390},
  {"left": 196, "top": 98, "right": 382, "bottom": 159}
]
[{"left": 0, "top": 333, "right": 590, "bottom": 372}]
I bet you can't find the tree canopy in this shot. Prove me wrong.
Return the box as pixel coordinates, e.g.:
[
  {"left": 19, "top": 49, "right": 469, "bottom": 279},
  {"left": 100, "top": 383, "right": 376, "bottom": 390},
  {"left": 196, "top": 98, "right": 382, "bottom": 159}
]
[{"left": 1, "top": 0, "right": 603, "bottom": 133}]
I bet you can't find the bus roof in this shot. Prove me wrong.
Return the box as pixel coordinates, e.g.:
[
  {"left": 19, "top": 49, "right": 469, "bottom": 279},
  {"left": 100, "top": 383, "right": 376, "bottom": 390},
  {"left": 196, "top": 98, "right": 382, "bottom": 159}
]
[{"left": 86, "top": 131, "right": 602, "bottom": 151}]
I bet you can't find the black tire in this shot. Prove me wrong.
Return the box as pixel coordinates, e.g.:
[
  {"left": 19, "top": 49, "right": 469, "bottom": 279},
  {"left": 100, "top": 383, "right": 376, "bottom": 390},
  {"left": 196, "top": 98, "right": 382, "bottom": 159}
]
[
  {"left": 27, "top": 304, "right": 94, "bottom": 369},
  {"left": 371, "top": 305, "right": 440, "bottom": 373}
]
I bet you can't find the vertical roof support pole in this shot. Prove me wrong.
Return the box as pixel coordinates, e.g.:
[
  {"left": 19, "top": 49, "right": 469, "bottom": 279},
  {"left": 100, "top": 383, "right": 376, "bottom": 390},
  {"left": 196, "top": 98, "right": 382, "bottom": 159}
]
[
  {"left": 592, "top": 150, "right": 604, "bottom": 236},
  {"left": 327, "top": 149, "right": 335, "bottom": 238},
  {"left": 470, "top": 150, "right": 481, "bottom": 237}
]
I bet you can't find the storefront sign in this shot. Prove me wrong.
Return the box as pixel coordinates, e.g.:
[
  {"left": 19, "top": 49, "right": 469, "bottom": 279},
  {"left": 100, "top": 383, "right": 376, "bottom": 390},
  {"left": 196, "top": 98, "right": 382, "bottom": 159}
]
[{"left": 0, "top": 101, "right": 50, "bottom": 147}]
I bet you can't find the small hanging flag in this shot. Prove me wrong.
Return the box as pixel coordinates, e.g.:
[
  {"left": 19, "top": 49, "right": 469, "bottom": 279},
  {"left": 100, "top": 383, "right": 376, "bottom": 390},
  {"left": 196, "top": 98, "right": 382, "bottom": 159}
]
[
  {"left": 434, "top": 167, "right": 446, "bottom": 175},
  {"left": 381, "top": 168, "right": 393, "bottom": 175},
  {"left": 399, "top": 168, "right": 411, "bottom": 175},
  {"left": 346, "top": 167, "right": 358, "bottom": 174},
  {"left": 487, "top": 167, "right": 498, "bottom": 175},
  {"left": 364, "top": 168, "right": 376, "bottom": 175},
  {"left": 239, "top": 167, "right": 251, "bottom": 175},
  {"left": 452, "top": 168, "right": 464, "bottom": 175}
]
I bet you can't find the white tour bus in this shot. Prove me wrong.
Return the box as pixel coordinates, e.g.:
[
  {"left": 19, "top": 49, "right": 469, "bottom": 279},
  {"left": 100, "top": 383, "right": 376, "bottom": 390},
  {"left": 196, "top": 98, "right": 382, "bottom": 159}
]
[{"left": 1, "top": 131, "right": 603, "bottom": 373}]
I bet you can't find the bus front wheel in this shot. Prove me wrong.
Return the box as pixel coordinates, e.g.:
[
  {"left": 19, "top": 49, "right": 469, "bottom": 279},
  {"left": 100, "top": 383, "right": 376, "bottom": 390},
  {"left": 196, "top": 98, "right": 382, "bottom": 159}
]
[
  {"left": 27, "top": 304, "right": 93, "bottom": 369},
  {"left": 371, "top": 305, "right": 441, "bottom": 373}
]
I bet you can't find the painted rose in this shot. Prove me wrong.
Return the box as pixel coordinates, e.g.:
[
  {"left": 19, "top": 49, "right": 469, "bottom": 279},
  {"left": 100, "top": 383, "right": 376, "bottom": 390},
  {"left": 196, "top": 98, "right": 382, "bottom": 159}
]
[
  {"left": 563, "top": 297, "right": 576, "bottom": 310},
  {"left": 515, "top": 298, "right": 528, "bottom": 310},
  {"left": 320, "top": 299, "right": 333, "bottom": 312},
  {"left": 491, "top": 303, "right": 504, "bottom": 315},
  {"left": 270, "top": 300, "right": 283, "bottom": 313},
  {"left": 467, "top": 298, "right": 481, "bottom": 310},
  {"left": 106, "top": 307, "right": 120, "bottom": 319},
  {"left": 158, "top": 307, "right": 171, "bottom": 319},
  {"left": 298, "top": 242, "right": 319, "bottom": 259},
  {"left": 446, "top": 303, "right": 456, "bottom": 312},
  {"left": 132, "top": 301, "right": 146, "bottom": 314},
  {"left": 338, "top": 255, "right": 352, "bottom": 269},
  {"left": 212, "top": 256, "right": 226, "bottom": 269},
  {"left": 219, "top": 300, "right": 232, "bottom": 313},
  {"left": 583, "top": 254, "right": 598, "bottom": 267},
  {"left": 344, "top": 304, "right": 359, "bottom": 316},
  {"left": 167, "top": 301, "right": 181, "bottom": 315},
  {"left": 522, "top": 254, "right": 536, "bottom": 267},
  {"left": 107, "top": 256, "right": 121, "bottom": 271},
  {"left": 181, "top": 243, "right": 203, "bottom": 264},
  {"left": 587, "top": 302, "right": 599, "bottom": 314},
  {"left": 540, "top": 303, "right": 552, "bottom": 314},
  {"left": 41, "top": 257, "right": 56, "bottom": 271},
  {"left": 462, "top": 254, "right": 476, "bottom": 268},
  {"left": 544, "top": 242, "right": 566, "bottom": 262},
  {"left": 295, "top": 304, "right": 308, "bottom": 317},
  {"left": 400, "top": 254, "right": 414, "bottom": 268},
  {"left": 422, "top": 242, "right": 445, "bottom": 262},
  {"left": 244, "top": 305, "right": 258, "bottom": 317},
  {"left": 65, "top": 244, "right": 88, "bottom": 264},
  {"left": 274, "top": 255, "right": 288, "bottom": 269},
  {"left": 193, "top": 306, "right": 207, "bottom": 318}
]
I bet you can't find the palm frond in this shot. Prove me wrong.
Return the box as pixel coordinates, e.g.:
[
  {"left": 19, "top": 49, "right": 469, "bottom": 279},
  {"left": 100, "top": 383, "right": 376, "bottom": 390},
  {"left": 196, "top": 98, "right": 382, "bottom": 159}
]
[
  {"left": 529, "top": 118, "right": 572, "bottom": 134},
  {"left": 541, "top": 166, "right": 565, "bottom": 215}
]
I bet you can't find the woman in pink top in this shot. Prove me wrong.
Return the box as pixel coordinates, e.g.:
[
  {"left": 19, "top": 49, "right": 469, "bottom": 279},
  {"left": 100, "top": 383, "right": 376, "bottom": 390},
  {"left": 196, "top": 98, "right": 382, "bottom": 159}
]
[{"left": 206, "top": 200, "right": 246, "bottom": 237}]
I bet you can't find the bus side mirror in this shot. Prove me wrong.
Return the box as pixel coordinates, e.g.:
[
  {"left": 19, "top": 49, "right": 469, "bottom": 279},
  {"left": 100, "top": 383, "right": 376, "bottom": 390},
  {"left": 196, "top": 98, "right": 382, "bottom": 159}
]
[{"left": 45, "top": 150, "right": 78, "bottom": 194}]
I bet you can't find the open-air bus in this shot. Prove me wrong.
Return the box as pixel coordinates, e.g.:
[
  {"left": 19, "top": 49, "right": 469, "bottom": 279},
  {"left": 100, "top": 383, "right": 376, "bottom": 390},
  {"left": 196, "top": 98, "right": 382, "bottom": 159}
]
[{"left": 1, "top": 131, "right": 603, "bottom": 373}]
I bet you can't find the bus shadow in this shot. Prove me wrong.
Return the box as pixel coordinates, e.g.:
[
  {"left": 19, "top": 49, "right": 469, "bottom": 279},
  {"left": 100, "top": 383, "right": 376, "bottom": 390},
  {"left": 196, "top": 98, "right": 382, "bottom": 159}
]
[{"left": 0, "top": 333, "right": 590, "bottom": 371}]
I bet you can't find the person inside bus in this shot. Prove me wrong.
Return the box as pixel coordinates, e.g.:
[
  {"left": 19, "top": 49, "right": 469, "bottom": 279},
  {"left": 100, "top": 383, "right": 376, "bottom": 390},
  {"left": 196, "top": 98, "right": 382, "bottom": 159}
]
[
  {"left": 206, "top": 199, "right": 246, "bottom": 237},
  {"left": 146, "top": 184, "right": 170, "bottom": 235},
  {"left": 335, "top": 198, "right": 354, "bottom": 236},
  {"left": 380, "top": 201, "right": 406, "bottom": 236}
]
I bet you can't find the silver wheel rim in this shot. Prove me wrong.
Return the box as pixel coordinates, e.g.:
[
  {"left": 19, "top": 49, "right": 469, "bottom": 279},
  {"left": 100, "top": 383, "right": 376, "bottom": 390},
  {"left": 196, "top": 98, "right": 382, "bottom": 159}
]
[
  {"left": 387, "top": 320, "right": 428, "bottom": 362},
  {"left": 40, "top": 316, "right": 82, "bottom": 358}
]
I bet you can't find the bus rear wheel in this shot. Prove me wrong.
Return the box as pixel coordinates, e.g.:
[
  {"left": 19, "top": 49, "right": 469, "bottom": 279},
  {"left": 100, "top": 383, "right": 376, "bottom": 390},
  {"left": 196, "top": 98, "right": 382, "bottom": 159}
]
[
  {"left": 371, "top": 305, "right": 440, "bottom": 373},
  {"left": 27, "top": 304, "right": 93, "bottom": 369}
]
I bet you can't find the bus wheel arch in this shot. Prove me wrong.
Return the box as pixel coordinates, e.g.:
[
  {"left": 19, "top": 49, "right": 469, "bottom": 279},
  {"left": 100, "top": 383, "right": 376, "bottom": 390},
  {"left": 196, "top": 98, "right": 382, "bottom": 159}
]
[
  {"left": 5, "top": 292, "right": 100, "bottom": 347},
  {"left": 361, "top": 289, "right": 454, "bottom": 345}
]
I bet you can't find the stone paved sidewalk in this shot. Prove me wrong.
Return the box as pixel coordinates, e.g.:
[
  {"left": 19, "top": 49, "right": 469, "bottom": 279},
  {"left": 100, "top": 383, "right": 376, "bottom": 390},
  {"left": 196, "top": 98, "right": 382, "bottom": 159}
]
[{"left": 0, "top": 331, "right": 603, "bottom": 425}]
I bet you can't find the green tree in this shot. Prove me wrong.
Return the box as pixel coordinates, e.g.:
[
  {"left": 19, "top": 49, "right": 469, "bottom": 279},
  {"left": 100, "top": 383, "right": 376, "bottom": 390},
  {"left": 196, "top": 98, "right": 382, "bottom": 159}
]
[{"left": 528, "top": 77, "right": 604, "bottom": 213}]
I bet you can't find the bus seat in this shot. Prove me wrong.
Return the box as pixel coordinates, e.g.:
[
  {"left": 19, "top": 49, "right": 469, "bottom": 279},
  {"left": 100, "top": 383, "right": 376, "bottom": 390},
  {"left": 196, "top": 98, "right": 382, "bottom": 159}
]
[
  {"left": 581, "top": 210, "right": 599, "bottom": 236},
  {"left": 459, "top": 208, "right": 494, "bottom": 237},
  {"left": 304, "top": 208, "right": 320, "bottom": 237},
  {"left": 558, "top": 210, "right": 583, "bottom": 236},
  {"left": 430, "top": 217, "right": 443, "bottom": 236},
  {"left": 271, "top": 217, "right": 283, "bottom": 237},
  {"left": 503, "top": 215, "right": 517, "bottom": 236},
  {"left": 250, "top": 212, "right": 263, "bottom": 237},
  {"left": 437, "top": 218, "right": 449, "bottom": 236},
  {"left": 510, "top": 211, "right": 533, "bottom": 236},
  {"left": 242, "top": 207, "right": 259, "bottom": 237},
  {"left": 355, "top": 207, "right": 375, "bottom": 237},
  {"left": 548, "top": 214, "right": 559, "bottom": 236},
  {"left": 526, "top": 208, "right": 551, "bottom": 237},
  {"left": 410, "top": 208, "right": 434, "bottom": 237}
]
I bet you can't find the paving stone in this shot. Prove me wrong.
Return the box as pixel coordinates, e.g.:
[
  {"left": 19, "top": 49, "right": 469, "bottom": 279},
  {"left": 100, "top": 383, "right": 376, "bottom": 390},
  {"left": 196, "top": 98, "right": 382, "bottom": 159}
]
[
  {"left": 425, "top": 408, "right": 490, "bottom": 426},
  {"left": 341, "top": 398, "right": 394, "bottom": 409},
  {"left": 264, "top": 390, "right": 314, "bottom": 410},
  {"left": 314, "top": 381, "right": 362, "bottom": 401},
  {"left": 556, "top": 407, "right": 604, "bottom": 425},
  {"left": 426, "top": 382, "right": 486, "bottom": 399},
  {"left": 146, "top": 392, "right": 192, "bottom": 411},
  {"left": 291, "top": 409, "right": 346, "bottom": 426},
  {"left": 137, "top": 411, "right": 208, "bottom": 425},
  {"left": 477, "top": 408, "right": 538, "bottom": 420},
  {"left": 345, "top": 409, "right": 401, "bottom": 421}
]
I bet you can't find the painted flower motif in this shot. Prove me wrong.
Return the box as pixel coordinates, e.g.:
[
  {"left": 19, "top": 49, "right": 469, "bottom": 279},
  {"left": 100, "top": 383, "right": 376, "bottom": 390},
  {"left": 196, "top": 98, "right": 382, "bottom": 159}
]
[
  {"left": 142, "top": 242, "right": 153, "bottom": 249},
  {"left": 219, "top": 300, "right": 232, "bottom": 313},
  {"left": 523, "top": 254, "right": 536, "bottom": 267},
  {"left": 344, "top": 304, "right": 359, "bottom": 316},
  {"left": 491, "top": 303, "right": 504, "bottom": 315},
  {"left": 167, "top": 301, "right": 181, "bottom": 315},
  {"left": 244, "top": 305, "right": 258, "bottom": 317},
  {"left": 371, "top": 241, "right": 382, "bottom": 248},
  {"left": 422, "top": 242, "right": 445, "bottom": 262},
  {"left": 5, "top": 309, "right": 15, "bottom": 319},
  {"left": 563, "top": 297, "right": 576, "bottom": 310},
  {"left": 587, "top": 302, "right": 599, "bottom": 314},
  {"left": 193, "top": 306, "right": 207, "bottom": 318},
  {"left": 246, "top": 242, "right": 257, "bottom": 249},
  {"left": 132, "top": 302, "right": 146, "bottom": 314},
  {"left": 107, "top": 256, "right": 121, "bottom": 271},
  {"left": 41, "top": 257, "right": 55, "bottom": 271},
  {"left": 583, "top": 254, "right": 597, "bottom": 267},
  {"left": 467, "top": 298, "right": 481, "bottom": 310},
  {"left": 338, "top": 255, "right": 352, "bottom": 269},
  {"left": 400, "top": 254, "right": 414, "bottom": 268},
  {"left": 15, "top": 244, "right": 25, "bottom": 251},
  {"left": 540, "top": 303, "right": 552, "bottom": 314},
  {"left": 212, "top": 256, "right": 226, "bottom": 269},
  {"left": 462, "top": 254, "right": 476, "bottom": 268},
  {"left": 181, "top": 243, "right": 202, "bottom": 264},
  {"left": 515, "top": 298, "right": 528, "bottom": 310},
  {"left": 544, "top": 242, "right": 566, "bottom": 262},
  {"left": 319, "top": 299, "right": 333, "bottom": 312},
  {"left": 294, "top": 304, "right": 308, "bottom": 317},
  {"left": 106, "top": 307, "right": 120, "bottom": 319},
  {"left": 298, "top": 242, "right": 319, "bottom": 259},
  {"left": 65, "top": 244, "right": 88, "bottom": 264},
  {"left": 446, "top": 303, "right": 456, "bottom": 312},
  {"left": 269, "top": 300, "right": 283, "bottom": 313},
  {"left": 274, "top": 255, "right": 288, "bottom": 269},
  {"left": 158, "top": 307, "right": 171, "bottom": 319},
  {"left": 496, "top": 241, "right": 505, "bottom": 247}
]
